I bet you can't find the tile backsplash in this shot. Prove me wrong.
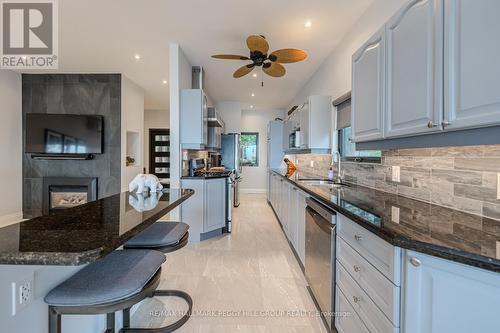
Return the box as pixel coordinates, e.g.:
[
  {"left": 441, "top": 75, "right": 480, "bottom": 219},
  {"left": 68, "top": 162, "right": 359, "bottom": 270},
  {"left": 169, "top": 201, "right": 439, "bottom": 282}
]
[{"left": 286, "top": 145, "right": 500, "bottom": 221}]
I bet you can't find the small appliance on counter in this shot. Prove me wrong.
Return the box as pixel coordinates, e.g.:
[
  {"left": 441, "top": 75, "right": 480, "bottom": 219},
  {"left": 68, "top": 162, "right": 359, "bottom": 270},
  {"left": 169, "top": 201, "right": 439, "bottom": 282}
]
[{"left": 289, "top": 129, "right": 302, "bottom": 149}]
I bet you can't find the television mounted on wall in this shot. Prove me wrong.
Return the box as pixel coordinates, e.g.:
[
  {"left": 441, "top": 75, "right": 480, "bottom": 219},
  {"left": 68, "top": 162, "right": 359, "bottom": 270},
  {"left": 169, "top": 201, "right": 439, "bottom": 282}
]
[{"left": 25, "top": 113, "right": 104, "bottom": 159}]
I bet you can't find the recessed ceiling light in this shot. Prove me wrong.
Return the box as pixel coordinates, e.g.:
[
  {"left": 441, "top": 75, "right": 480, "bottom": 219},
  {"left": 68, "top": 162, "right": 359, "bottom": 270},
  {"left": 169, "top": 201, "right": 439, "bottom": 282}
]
[
  {"left": 134, "top": 54, "right": 141, "bottom": 60},
  {"left": 305, "top": 20, "right": 312, "bottom": 28},
  {"left": 252, "top": 73, "right": 257, "bottom": 78},
  {"left": 162, "top": 79, "right": 168, "bottom": 84},
  {"left": 251, "top": 93, "right": 255, "bottom": 97},
  {"left": 250, "top": 105, "right": 254, "bottom": 109}
]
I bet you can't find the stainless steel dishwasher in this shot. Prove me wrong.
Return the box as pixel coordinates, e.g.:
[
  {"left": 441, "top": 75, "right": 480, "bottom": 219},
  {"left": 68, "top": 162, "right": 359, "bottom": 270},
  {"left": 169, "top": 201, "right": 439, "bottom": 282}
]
[{"left": 305, "top": 197, "right": 336, "bottom": 331}]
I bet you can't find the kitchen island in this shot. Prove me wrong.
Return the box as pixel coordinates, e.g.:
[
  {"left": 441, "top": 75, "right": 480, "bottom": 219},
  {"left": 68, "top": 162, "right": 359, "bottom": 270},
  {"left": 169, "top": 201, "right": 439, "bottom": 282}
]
[{"left": 0, "top": 188, "right": 194, "bottom": 333}]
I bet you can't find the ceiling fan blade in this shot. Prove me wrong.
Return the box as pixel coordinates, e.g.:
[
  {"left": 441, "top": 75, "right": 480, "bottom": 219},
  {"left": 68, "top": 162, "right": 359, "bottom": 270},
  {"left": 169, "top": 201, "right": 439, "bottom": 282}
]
[
  {"left": 233, "top": 64, "right": 255, "bottom": 78},
  {"left": 212, "top": 54, "right": 250, "bottom": 60},
  {"left": 269, "top": 49, "right": 308, "bottom": 63},
  {"left": 263, "top": 62, "right": 286, "bottom": 77},
  {"left": 246, "top": 35, "right": 269, "bottom": 54}
]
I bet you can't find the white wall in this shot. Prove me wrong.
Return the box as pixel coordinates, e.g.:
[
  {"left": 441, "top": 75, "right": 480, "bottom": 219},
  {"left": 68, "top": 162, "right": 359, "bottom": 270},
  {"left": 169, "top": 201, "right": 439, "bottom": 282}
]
[
  {"left": 121, "top": 75, "right": 145, "bottom": 192},
  {"left": 289, "top": 0, "right": 406, "bottom": 107},
  {"left": 216, "top": 101, "right": 241, "bottom": 134},
  {"left": 240, "top": 108, "right": 285, "bottom": 193},
  {"left": 0, "top": 70, "right": 22, "bottom": 227},
  {"left": 143, "top": 109, "right": 169, "bottom": 173}
]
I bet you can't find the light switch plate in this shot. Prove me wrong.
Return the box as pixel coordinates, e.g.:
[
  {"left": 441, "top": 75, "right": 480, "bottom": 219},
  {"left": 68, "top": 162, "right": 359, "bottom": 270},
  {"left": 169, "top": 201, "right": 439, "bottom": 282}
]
[
  {"left": 391, "top": 206, "right": 400, "bottom": 224},
  {"left": 496, "top": 241, "right": 500, "bottom": 260},
  {"left": 392, "top": 166, "right": 401, "bottom": 182},
  {"left": 310, "top": 160, "right": 314, "bottom": 168}
]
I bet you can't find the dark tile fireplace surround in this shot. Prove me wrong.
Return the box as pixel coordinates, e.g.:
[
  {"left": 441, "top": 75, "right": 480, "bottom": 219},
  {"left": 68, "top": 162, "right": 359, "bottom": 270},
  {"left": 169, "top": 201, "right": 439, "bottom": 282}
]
[{"left": 22, "top": 74, "right": 122, "bottom": 218}]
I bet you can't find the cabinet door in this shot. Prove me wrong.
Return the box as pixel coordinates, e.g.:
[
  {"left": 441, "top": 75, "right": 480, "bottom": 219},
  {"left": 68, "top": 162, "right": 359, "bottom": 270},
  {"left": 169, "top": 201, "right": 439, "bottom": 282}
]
[
  {"left": 289, "top": 186, "right": 299, "bottom": 249},
  {"left": 203, "top": 178, "right": 226, "bottom": 232},
  {"left": 403, "top": 250, "right": 500, "bottom": 333},
  {"left": 385, "top": 0, "right": 444, "bottom": 138},
  {"left": 180, "top": 179, "right": 205, "bottom": 241},
  {"left": 281, "top": 181, "right": 290, "bottom": 236},
  {"left": 444, "top": 0, "right": 500, "bottom": 130},
  {"left": 297, "top": 190, "right": 307, "bottom": 265},
  {"left": 351, "top": 27, "right": 385, "bottom": 142},
  {"left": 299, "top": 103, "right": 309, "bottom": 148}
]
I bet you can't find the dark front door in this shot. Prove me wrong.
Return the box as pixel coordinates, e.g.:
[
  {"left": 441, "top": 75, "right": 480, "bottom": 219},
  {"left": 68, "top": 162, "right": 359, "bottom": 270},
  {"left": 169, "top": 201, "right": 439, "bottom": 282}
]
[{"left": 149, "top": 129, "right": 170, "bottom": 188}]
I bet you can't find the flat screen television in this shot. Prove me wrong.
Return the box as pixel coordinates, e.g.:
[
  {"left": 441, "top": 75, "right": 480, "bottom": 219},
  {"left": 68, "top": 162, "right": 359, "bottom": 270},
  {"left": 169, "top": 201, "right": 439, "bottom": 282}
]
[{"left": 25, "top": 114, "right": 104, "bottom": 155}]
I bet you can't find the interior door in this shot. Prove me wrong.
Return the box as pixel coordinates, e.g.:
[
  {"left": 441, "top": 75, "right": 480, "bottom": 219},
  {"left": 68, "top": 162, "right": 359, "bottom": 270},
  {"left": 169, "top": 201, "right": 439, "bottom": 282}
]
[
  {"left": 444, "top": 0, "right": 500, "bottom": 131},
  {"left": 351, "top": 27, "right": 385, "bottom": 142},
  {"left": 149, "top": 129, "right": 170, "bottom": 187},
  {"left": 385, "top": 0, "right": 444, "bottom": 138}
]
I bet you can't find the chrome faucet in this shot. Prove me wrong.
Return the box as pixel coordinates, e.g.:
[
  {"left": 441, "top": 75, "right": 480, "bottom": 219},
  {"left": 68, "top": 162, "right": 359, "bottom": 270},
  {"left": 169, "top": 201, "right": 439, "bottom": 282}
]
[{"left": 332, "top": 150, "right": 342, "bottom": 183}]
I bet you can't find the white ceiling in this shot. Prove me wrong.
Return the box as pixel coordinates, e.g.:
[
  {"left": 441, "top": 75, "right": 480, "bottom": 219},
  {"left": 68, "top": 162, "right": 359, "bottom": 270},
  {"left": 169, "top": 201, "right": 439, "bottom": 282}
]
[{"left": 52, "top": 0, "right": 374, "bottom": 110}]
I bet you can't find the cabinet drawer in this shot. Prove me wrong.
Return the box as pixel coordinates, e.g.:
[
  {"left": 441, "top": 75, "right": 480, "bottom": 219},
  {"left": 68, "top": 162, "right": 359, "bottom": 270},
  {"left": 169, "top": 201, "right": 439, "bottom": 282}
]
[
  {"left": 337, "top": 238, "right": 400, "bottom": 325},
  {"left": 338, "top": 214, "right": 401, "bottom": 285},
  {"left": 335, "top": 286, "right": 370, "bottom": 333},
  {"left": 337, "top": 262, "right": 399, "bottom": 333}
]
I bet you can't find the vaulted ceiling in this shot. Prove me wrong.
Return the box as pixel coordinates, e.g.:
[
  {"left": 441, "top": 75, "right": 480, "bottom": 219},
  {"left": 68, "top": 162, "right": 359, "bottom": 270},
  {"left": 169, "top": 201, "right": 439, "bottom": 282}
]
[{"left": 52, "top": 0, "right": 373, "bottom": 110}]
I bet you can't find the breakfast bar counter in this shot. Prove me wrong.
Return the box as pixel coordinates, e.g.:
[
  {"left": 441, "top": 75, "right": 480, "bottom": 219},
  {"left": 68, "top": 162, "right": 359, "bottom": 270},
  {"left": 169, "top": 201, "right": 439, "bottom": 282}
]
[{"left": 0, "top": 189, "right": 194, "bottom": 266}]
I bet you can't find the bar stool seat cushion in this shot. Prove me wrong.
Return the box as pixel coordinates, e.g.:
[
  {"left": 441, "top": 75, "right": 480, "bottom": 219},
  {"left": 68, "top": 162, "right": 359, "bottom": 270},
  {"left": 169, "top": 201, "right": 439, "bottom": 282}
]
[
  {"left": 44, "top": 250, "right": 165, "bottom": 307},
  {"left": 124, "top": 222, "right": 189, "bottom": 248}
]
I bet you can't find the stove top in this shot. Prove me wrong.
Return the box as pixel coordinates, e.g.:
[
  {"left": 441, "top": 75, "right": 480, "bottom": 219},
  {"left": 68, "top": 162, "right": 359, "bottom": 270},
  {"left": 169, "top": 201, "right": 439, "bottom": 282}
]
[{"left": 193, "top": 170, "right": 232, "bottom": 178}]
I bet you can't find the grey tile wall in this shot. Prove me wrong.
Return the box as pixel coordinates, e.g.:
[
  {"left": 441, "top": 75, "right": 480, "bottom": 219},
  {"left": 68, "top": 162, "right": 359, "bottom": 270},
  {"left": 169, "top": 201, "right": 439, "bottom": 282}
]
[
  {"left": 22, "top": 74, "right": 122, "bottom": 218},
  {"left": 287, "top": 145, "right": 500, "bottom": 221}
]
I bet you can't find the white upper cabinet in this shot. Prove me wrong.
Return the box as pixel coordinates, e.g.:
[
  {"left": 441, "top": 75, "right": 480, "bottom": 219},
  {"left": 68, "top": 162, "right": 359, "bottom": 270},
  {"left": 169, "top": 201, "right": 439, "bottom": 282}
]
[
  {"left": 352, "top": 27, "right": 385, "bottom": 142},
  {"left": 385, "top": 0, "right": 444, "bottom": 138},
  {"left": 403, "top": 250, "right": 500, "bottom": 333},
  {"left": 444, "top": 0, "right": 500, "bottom": 130},
  {"left": 181, "top": 89, "right": 208, "bottom": 148}
]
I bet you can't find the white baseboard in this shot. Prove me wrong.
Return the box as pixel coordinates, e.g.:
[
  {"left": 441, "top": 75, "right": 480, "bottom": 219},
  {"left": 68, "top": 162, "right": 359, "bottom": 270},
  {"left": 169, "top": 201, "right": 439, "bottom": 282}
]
[
  {"left": 0, "top": 211, "right": 24, "bottom": 227},
  {"left": 240, "top": 188, "right": 267, "bottom": 194}
]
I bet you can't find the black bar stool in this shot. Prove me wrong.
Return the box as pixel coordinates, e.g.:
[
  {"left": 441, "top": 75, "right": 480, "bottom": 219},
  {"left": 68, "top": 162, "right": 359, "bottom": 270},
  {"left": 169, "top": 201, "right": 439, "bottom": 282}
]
[
  {"left": 44, "top": 250, "right": 165, "bottom": 333},
  {"left": 121, "top": 222, "right": 192, "bottom": 332}
]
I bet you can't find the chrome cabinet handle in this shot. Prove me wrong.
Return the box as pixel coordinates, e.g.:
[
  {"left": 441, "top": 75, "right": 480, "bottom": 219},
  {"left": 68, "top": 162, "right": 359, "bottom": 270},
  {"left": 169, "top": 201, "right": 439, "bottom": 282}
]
[
  {"left": 409, "top": 257, "right": 421, "bottom": 267},
  {"left": 442, "top": 120, "right": 451, "bottom": 127},
  {"left": 353, "top": 265, "right": 361, "bottom": 272},
  {"left": 427, "top": 121, "right": 438, "bottom": 128},
  {"left": 352, "top": 296, "right": 361, "bottom": 303},
  {"left": 354, "top": 234, "right": 362, "bottom": 242}
]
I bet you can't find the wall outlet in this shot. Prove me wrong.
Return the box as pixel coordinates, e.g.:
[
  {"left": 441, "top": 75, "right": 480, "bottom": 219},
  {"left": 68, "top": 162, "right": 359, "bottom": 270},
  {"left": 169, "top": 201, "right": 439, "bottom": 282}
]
[
  {"left": 392, "top": 166, "right": 401, "bottom": 182},
  {"left": 11, "top": 274, "right": 34, "bottom": 316},
  {"left": 497, "top": 174, "right": 500, "bottom": 200},
  {"left": 391, "top": 206, "right": 400, "bottom": 224},
  {"left": 310, "top": 160, "right": 314, "bottom": 168}
]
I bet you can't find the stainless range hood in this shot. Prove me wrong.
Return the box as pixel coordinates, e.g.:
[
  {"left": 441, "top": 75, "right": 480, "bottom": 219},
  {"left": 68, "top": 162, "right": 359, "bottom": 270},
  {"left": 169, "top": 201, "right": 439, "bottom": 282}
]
[{"left": 206, "top": 107, "right": 225, "bottom": 150}]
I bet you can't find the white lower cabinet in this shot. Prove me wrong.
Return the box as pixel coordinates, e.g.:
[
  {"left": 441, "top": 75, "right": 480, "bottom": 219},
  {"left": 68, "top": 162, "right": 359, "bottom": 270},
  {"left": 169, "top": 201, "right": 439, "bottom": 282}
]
[
  {"left": 268, "top": 173, "right": 307, "bottom": 266},
  {"left": 336, "top": 215, "right": 400, "bottom": 333},
  {"left": 403, "top": 250, "right": 500, "bottom": 333},
  {"left": 335, "top": 286, "right": 370, "bottom": 333},
  {"left": 181, "top": 178, "right": 226, "bottom": 241},
  {"left": 337, "top": 263, "right": 398, "bottom": 333}
]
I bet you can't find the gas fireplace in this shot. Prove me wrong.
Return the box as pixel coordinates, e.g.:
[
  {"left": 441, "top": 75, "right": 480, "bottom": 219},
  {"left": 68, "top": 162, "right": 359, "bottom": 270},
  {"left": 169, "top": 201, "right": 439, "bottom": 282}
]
[{"left": 42, "top": 177, "right": 97, "bottom": 215}]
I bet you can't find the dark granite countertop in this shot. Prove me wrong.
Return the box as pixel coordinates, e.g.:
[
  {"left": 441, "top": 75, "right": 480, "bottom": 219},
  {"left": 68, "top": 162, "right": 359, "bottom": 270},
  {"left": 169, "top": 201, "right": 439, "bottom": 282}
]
[
  {"left": 271, "top": 169, "right": 500, "bottom": 273},
  {"left": 0, "top": 189, "right": 194, "bottom": 266}
]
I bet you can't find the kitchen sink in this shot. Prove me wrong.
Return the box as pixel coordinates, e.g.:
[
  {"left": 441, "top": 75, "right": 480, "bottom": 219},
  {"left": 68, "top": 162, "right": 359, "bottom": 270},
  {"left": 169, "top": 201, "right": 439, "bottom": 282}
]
[{"left": 299, "top": 179, "right": 350, "bottom": 188}]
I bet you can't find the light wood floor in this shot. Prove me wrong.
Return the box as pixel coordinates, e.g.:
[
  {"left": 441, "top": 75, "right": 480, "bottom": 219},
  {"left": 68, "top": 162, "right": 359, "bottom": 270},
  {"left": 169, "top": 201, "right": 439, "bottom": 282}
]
[{"left": 132, "top": 193, "right": 327, "bottom": 332}]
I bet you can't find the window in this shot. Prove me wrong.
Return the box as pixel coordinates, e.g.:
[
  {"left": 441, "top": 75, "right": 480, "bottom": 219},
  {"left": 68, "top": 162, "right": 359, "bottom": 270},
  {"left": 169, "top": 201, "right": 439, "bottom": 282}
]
[
  {"left": 240, "top": 132, "right": 259, "bottom": 167},
  {"left": 338, "top": 127, "right": 381, "bottom": 163}
]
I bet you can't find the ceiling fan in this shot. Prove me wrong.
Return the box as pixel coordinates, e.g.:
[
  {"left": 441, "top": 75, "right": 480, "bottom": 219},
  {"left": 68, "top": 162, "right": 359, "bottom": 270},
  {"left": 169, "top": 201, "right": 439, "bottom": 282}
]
[{"left": 212, "top": 35, "right": 308, "bottom": 79}]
